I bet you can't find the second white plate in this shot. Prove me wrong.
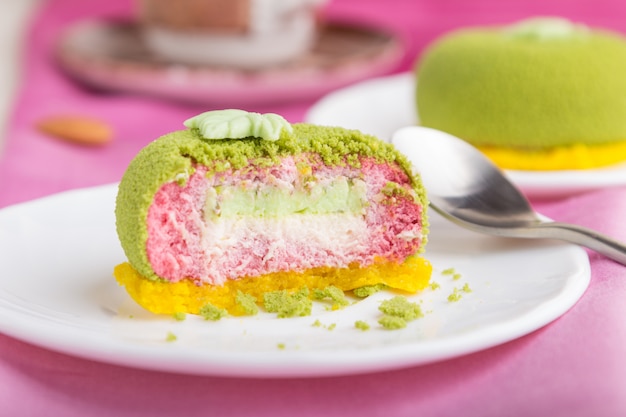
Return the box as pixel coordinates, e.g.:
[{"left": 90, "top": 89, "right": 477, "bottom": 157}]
[
  {"left": 55, "top": 19, "right": 404, "bottom": 106},
  {"left": 306, "top": 72, "right": 626, "bottom": 198},
  {"left": 0, "top": 184, "right": 590, "bottom": 377}
]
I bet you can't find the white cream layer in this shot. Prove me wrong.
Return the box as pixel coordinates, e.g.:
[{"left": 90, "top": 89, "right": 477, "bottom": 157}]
[{"left": 197, "top": 212, "right": 370, "bottom": 283}]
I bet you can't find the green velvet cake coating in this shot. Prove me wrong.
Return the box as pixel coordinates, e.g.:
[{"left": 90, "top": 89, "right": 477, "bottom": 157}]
[
  {"left": 415, "top": 18, "right": 626, "bottom": 149},
  {"left": 115, "top": 122, "right": 428, "bottom": 282}
]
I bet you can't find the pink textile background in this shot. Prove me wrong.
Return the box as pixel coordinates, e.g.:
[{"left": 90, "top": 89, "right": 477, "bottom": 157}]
[{"left": 1, "top": 0, "right": 626, "bottom": 416}]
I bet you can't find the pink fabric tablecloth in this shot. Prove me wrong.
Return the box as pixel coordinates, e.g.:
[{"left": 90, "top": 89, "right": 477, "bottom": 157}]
[{"left": 2, "top": 0, "right": 626, "bottom": 416}]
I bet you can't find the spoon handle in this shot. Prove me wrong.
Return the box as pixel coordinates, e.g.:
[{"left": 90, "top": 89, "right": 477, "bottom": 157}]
[{"left": 534, "top": 222, "right": 626, "bottom": 265}]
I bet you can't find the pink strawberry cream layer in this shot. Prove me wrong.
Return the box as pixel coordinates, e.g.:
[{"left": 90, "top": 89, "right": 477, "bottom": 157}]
[{"left": 146, "top": 155, "right": 424, "bottom": 285}]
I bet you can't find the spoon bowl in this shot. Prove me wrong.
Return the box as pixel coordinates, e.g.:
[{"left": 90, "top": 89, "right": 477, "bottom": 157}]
[{"left": 392, "top": 126, "right": 626, "bottom": 265}]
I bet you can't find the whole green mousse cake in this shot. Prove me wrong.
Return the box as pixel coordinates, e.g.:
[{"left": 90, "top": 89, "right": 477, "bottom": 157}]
[
  {"left": 114, "top": 109, "right": 432, "bottom": 315},
  {"left": 415, "top": 17, "right": 626, "bottom": 170}
]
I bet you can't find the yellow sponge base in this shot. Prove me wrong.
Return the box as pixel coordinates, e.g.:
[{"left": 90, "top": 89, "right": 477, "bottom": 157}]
[
  {"left": 479, "top": 141, "right": 626, "bottom": 170},
  {"left": 114, "top": 257, "right": 432, "bottom": 315}
]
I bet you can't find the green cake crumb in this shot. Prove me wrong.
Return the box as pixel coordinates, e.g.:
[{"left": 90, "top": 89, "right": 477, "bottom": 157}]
[
  {"left": 199, "top": 303, "right": 228, "bottom": 321},
  {"left": 442, "top": 267, "right": 462, "bottom": 280},
  {"left": 380, "top": 181, "right": 411, "bottom": 202},
  {"left": 379, "top": 315, "right": 407, "bottom": 329},
  {"left": 353, "top": 284, "right": 388, "bottom": 298},
  {"left": 377, "top": 296, "right": 423, "bottom": 330},
  {"left": 378, "top": 296, "right": 423, "bottom": 321},
  {"left": 166, "top": 331, "right": 177, "bottom": 342},
  {"left": 263, "top": 288, "right": 312, "bottom": 318},
  {"left": 312, "top": 320, "right": 337, "bottom": 330},
  {"left": 448, "top": 288, "right": 463, "bottom": 302},
  {"left": 429, "top": 281, "right": 441, "bottom": 290},
  {"left": 448, "top": 284, "right": 473, "bottom": 302},
  {"left": 277, "top": 343, "right": 286, "bottom": 350},
  {"left": 172, "top": 312, "right": 186, "bottom": 321},
  {"left": 355, "top": 320, "right": 370, "bottom": 331},
  {"left": 235, "top": 290, "right": 259, "bottom": 316},
  {"left": 313, "top": 286, "right": 350, "bottom": 309}
]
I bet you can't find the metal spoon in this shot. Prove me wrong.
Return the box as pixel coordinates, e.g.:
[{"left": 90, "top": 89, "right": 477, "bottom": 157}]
[{"left": 392, "top": 126, "right": 626, "bottom": 265}]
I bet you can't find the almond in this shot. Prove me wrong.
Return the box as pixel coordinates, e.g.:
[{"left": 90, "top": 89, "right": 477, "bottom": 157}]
[{"left": 36, "top": 115, "right": 114, "bottom": 146}]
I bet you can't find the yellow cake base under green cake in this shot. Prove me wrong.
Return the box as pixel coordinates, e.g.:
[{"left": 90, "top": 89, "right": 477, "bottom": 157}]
[
  {"left": 114, "top": 257, "right": 432, "bottom": 315},
  {"left": 478, "top": 140, "right": 626, "bottom": 170}
]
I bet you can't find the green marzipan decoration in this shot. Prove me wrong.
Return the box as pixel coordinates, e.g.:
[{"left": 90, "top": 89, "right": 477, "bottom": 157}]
[
  {"left": 183, "top": 109, "right": 292, "bottom": 142},
  {"left": 504, "top": 17, "right": 589, "bottom": 40}
]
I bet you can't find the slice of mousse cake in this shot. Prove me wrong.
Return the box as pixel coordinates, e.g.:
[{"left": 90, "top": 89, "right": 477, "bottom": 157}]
[{"left": 114, "top": 109, "right": 431, "bottom": 315}]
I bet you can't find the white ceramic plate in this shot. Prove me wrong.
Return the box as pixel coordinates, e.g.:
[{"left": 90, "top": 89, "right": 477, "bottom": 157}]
[
  {"left": 306, "top": 72, "right": 626, "bottom": 198},
  {"left": 0, "top": 184, "right": 590, "bottom": 377}
]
